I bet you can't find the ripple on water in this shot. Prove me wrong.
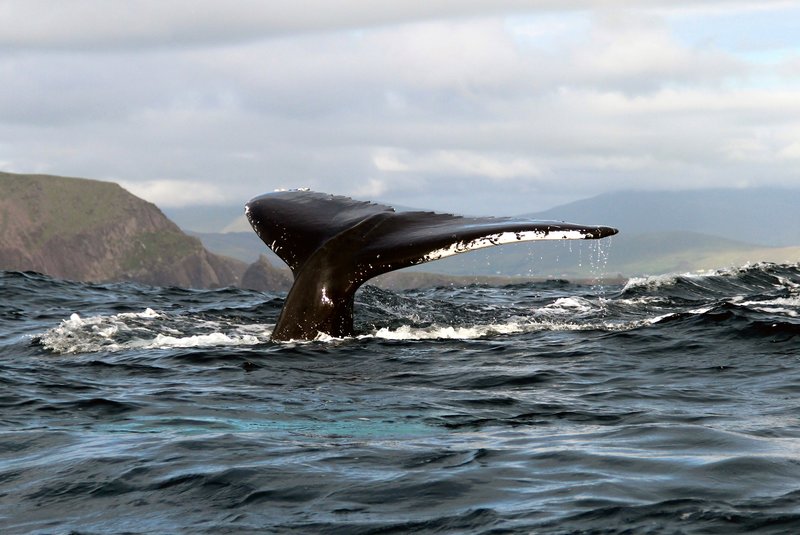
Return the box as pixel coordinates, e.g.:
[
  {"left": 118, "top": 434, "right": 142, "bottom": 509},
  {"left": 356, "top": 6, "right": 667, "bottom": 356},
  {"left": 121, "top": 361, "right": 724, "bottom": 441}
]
[{"left": 2, "top": 265, "right": 800, "bottom": 533}]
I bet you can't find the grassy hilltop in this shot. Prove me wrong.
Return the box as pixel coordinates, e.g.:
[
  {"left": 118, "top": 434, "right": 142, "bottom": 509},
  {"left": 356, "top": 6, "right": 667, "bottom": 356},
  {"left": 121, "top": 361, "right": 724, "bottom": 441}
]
[{"left": 0, "top": 172, "right": 246, "bottom": 288}]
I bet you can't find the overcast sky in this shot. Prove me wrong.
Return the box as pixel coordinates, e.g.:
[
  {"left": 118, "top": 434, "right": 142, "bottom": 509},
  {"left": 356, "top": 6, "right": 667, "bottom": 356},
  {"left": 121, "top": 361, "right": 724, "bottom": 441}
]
[{"left": 2, "top": 0, "right": 799, "bottom": 216}]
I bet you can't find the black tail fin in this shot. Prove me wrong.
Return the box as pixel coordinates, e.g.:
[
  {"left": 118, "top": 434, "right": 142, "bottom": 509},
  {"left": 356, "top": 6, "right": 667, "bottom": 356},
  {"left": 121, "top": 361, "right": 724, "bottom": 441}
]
[{"left": 246, "top": 190, "right": 617, "bottom": 340}]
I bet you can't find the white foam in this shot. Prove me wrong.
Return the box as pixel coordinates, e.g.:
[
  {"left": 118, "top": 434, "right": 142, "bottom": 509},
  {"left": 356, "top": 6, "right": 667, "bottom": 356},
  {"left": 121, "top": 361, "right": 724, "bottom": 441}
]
[
  {"left": 614, "top": 296, "right": 671, "bottom": 307},
  {"left": 40, "top": 309, "right": 272, "bottom": 354},
  {"left": 358, "top": 316, "right": 652, "bottom": 341},
  {"left": 736, "top": 296, "right": 800, "bottom": 317},
  {"left": 624, "top": 264, "right": 800, "bottom": 294},
  {"left": 366, "top": 322, "right": 526, "bottom": 340},
  {"left": 121, "top": 308, "right": 162, "bottom": 319},
  {"left": 148, "top": 332, "right": 262, "bottom": 349},
  {"left": 647, "top": 313, "right": 677, "bottom": 324},
  {"left": 42, "top": 292, "right": 690, "bottom": 351},
  {"left": 776, "top": 275, "right": 800, "bottom": 290},
  {"left": 539, "top": 296, "right": 594, "bottom": 314},
  {"left": 622, "top": 272, "right": 689, "bottom": 292}
]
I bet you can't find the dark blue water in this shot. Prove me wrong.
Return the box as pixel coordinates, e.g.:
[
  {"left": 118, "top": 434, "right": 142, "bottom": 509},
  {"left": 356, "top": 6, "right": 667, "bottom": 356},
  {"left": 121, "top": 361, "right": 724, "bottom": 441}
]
[{"left": 2, "top": 263, "right": 800, "bottom": 534}]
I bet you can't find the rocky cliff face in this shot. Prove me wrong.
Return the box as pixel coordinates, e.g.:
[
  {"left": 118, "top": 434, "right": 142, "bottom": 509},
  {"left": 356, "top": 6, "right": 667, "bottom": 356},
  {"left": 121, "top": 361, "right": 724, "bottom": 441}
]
[
  {"left": 240, "top": 254, "right": 293, "bottom": 292},
  {"left": 0, "top": 172, "right": 247, "bottom": 288}
]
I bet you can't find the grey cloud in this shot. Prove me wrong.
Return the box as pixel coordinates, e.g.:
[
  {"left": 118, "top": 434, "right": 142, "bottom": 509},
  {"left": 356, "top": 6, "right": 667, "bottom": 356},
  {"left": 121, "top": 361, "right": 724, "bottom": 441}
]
[
  {"left": 0, "top": 0, "right": 573, "bottom": 49},
  {"left": 0, "top": 50, "right": 185, "bottom": 125},
  {"left": 1, "top": 2, "right": 798, "bottom": 216},
  {"left": 0, "top": 0, "right": 792, "bottom": 49}
]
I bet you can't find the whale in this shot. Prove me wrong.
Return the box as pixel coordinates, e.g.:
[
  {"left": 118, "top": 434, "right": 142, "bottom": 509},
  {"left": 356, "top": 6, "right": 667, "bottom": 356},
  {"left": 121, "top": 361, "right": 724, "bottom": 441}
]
[{"left": 245, "top": 190, "right": 618, "bottom": 341}]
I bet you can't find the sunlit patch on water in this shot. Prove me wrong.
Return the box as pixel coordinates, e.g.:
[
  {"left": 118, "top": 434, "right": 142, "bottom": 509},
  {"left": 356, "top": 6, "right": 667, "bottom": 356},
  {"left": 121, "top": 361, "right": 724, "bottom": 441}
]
[{"left": 92, "top": 414, "right": 439, "bottom": 441}]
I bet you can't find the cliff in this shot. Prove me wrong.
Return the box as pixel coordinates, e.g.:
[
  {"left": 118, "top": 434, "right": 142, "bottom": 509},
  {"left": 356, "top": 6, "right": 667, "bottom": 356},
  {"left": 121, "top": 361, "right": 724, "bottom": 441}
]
[
  {"left": 239, "top": 254, "right": 293, "bottom": 292},
  {"left": 0, "top": 171, "right": 247, "bottom": 288}
]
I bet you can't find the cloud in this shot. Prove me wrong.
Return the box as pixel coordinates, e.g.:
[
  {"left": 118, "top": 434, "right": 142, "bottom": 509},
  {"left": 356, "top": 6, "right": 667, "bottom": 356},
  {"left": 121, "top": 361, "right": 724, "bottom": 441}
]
[
  {"left": 1, "top": 1, "right": 799, "bottom": 217},
  {"left": 349, "top": 178, "right": 389, "bottom": 198},
  {"left": 778, "top": 141, "right": 800, "bottom": 160},
  {"left": 0, "top": 1, "right": 573, "bottom": 49},
  {"left": 566, "top": 11, "right": 744, "bottom": 92},
  {"left": 374, "top": 148, "right": 542, "bottom": 181},
  {"left": 118, "top": 179, "right": 230, "bottom": 207},
  {"left": 1, "top": 0, "right": 793, "bottom": 49}
]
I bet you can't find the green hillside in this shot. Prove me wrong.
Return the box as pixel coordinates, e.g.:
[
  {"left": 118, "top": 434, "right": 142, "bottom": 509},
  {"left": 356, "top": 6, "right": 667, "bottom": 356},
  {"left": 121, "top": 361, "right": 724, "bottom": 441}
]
[
  {"left": 0, "top": 171, "right": 245, "bottom": 287},
  {"left": 0, "top": 172, "right": 134, "bottom": 245}
]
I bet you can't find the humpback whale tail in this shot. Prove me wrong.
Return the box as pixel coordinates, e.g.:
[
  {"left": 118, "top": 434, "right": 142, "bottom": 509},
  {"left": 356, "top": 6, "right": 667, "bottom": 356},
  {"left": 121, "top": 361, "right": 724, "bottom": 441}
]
[{"left": 245, "top": 190, "right": 618, "bottom": 341}]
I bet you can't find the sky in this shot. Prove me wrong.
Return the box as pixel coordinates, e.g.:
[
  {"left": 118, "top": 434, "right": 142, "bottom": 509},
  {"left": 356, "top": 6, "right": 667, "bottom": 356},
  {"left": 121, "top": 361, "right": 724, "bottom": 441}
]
[{"left": 2, "top": 0, "right": 800, "bottom": 217}]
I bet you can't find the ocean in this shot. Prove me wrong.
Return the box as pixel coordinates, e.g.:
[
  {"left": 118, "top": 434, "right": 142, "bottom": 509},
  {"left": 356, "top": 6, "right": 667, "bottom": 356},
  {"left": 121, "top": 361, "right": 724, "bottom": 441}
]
[{"left": 2, "top": 263, "right": 800, "bottom": 534}]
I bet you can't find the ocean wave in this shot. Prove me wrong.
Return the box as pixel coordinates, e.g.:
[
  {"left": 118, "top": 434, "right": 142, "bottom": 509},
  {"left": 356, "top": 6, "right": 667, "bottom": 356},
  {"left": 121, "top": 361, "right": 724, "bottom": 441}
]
[
  {"left": 37, "top": 309, "right": 272, "bottom": 354},
  {"left": 5, "top": 263, "right": 800, "bottom": 534}
]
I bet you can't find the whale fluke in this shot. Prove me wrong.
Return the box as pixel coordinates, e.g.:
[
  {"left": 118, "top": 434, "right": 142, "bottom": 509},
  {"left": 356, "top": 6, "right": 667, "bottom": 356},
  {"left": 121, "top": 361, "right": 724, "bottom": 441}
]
[{"left": 245, "top": 190, "right": 618, "bottom": 341}]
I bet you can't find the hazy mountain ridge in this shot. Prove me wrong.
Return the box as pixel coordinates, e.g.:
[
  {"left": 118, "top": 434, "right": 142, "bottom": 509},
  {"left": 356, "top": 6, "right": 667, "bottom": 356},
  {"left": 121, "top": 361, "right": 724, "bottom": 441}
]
[
  {"left": 190, "top": 189, "right": 800, "bottom": 278},
  {"left": 187, "top": 231, "right": 266, "bottom": 264},
  {"left": 164, "top": 205, "right": 248, "bottom": 234},
  {"left": 426, "top": 230, "right": 799, "bottom": 279},
  {"left": 526, "top": 189, "right": 800, "bottom": 247}
]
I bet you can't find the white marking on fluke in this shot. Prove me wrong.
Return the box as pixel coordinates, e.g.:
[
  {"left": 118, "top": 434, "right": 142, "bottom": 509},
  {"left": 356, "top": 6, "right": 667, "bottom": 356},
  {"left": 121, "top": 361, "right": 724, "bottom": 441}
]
[
  {"left": 422, "top": 229, "right": 587, "bottom": 262},
  {"left": 321, "top": 287, "right": 333, "bottom": 306}
]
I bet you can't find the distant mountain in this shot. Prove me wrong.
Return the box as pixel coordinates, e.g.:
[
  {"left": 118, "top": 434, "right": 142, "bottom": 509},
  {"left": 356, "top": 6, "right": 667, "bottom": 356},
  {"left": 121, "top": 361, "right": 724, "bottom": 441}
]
[
  {"left": 0, "top": 172, "right": 247, "bottom": 288},
  {"left": 190, "top": 188, "right": 800, "bottom": 278},
  {"left": 425, "top": 230, "right": 799, "bottom": 278},
  {"left": 30, "top": 181, "right": 786, "bottom": 284},
  {"left": 188, "top": 231, "right": 269, "bottom": 264},
  {"left": 161, "top": 204, "right": 245, "bottom": 234},
  {"left": 196, "top": 226, "right": 793, "bottom": 279},
  {"left": 525, "top": 189, "right": 800, "bottom": 247}
]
